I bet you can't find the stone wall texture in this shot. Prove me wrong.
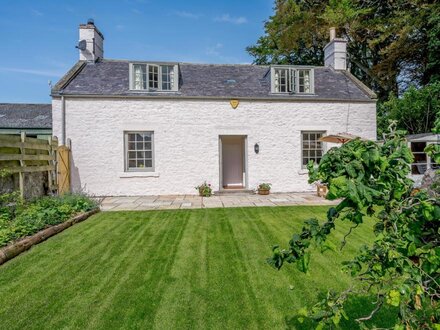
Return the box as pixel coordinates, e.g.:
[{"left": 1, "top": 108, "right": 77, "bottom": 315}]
[
  {"left": 52, "top": 98, "right": 376, "bottom": 196},
  {"left": 0, "top": 172, "right": 47, "bottom": 200}
]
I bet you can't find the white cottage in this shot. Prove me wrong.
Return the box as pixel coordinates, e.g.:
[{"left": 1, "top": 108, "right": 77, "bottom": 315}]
[{"left": 51, "top": 21, "right": 377, "bottom": 196}]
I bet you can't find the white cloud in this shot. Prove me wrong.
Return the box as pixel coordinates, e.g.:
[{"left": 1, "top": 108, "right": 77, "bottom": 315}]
[
  {"left": 131, "top": 8, "right": 142, "bottom": 15},
  {"left": 174, "top": 11, "right": 201, "bottom": 19},
  {"left": 205, "top": 43, "right": 223, "bottom": 56},
  {"left": 31, "top": 9, "right": 43, "bottom": 16},
  {"left": 115, "top": 24, "right": 125, "bottom": 31},
  {"left": 214, "top": 14, "right": 247, "bottom": 25},
  {"left": 0, "top": 67, "right": 63, "bottom": 77}
]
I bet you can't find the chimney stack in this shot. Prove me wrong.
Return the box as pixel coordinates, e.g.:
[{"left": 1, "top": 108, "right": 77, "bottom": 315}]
[
  {"left": 78, "top": 19, "right": 104, "bottom": 62},
  {"left": 324, "top": 28, "right": 347, "bottom": 70}
]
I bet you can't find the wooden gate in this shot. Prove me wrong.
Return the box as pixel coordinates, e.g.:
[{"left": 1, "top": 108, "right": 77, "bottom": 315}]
[{"left": 57, "top": 145, "right": 70, "bottom": 194}]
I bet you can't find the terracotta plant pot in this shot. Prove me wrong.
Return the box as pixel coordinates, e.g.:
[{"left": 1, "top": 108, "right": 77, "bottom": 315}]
[{"left": 258, "top": 189, "right": 270, "bottom": 195}]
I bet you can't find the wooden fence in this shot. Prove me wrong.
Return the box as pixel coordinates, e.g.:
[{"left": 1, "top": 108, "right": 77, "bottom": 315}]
[{"left": 0, "top": 133, "right": 70, "bottom": 198}]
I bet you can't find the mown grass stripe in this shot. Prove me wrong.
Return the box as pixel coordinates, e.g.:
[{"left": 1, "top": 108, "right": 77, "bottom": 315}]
[{"left": 0, "top": 206, "right": 397, "bottom": 330}]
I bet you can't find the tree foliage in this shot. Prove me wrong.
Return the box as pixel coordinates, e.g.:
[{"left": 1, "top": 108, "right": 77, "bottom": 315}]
[
  {"left": 268, "top": 127, "right": 440, "bottom": 328},
  {"left": 247, "top": 0, "right": 440, "bottom": 100},
  {"left": 377, "top": 82, "right": 440, "bottom": 137}
]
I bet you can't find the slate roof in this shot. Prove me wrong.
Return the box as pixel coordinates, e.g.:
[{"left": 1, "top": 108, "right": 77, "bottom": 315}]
[
  {"left": 0, "top": 103, "right": 52, "bottom": 129},
  {"left": 52, "top": 59, "right": 376, "bottom": 101}
]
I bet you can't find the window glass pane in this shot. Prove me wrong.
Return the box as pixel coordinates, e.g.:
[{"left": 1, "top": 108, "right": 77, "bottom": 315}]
[
  {"left": 149, "top": 65, "right": 159, "bottom": 89},
  {"left": 302, "top": 131, "right": 325, "bottom": 168},
  {"left": 412, "top": 164, "right": 427, "bottom": 175},
  {"left": 126, "top": 131, "right": 154, "bottom": 170},
  {"left": 411, "top": 142, "right": 426, "bottom": 152},
  {"left": 413, "top": 153, "right": 427, "bottom": 162},
  {"left": 161, "top": 65, "right": 174, "bottom": 90},
  {"left": 133, "top": 64, "right": 146, "bottom": 90},
  {"left": 274, "top": 68, "right": 292, "bottom": 93},
  {"left": 298, "top": 69, "right": 311, "bottom": 93},
  {"left": 143, "top": 133, "right": 152, "bottom": 142}
]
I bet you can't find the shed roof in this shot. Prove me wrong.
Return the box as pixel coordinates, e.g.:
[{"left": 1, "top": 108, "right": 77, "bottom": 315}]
[
  {"left": 52, "top": 59, "right": 376, "bottom": 102},
  {"left": 0, "top": 103, "right": 52, "bottom": 129},
  {"left": 407, "top": 133, "right": 440, "bottom": 142}
]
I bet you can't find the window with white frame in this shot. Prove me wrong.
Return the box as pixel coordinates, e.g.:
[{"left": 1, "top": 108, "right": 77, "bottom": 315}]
[
  {"left": 302, "top": 131, "right": 324, "bottom": 168},
  {"left": 410, "top": 141, "right": 439, "bottom": 175},
  {"left": 131, "top": 63, "right": 178, "bottom": 91},
  {"left": 272, "top": 67, "right": 314, "bottom": 94},
  {"left": 125, "top": 132, "right": 154, "bottom": 171}
]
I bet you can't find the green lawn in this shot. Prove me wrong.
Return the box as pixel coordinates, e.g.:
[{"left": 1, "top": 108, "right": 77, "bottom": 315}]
[{"left": 0, "top": 206, "right": 396, "bottom": 329}]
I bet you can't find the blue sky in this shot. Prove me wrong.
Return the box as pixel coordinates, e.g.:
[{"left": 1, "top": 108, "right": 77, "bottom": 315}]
[{"left": 0, "top": 0, "right": 273, "bottom": 103}]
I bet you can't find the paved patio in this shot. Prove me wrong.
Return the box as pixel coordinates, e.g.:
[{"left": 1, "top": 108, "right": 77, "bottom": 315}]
[{"left": 100, "top": 192, "right": 337, "bottom": 211}]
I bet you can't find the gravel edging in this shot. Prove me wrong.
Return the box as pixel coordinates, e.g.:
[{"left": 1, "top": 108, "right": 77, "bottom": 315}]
[{"left": 0, "top": 208, "right": 100, "bottom": 266}]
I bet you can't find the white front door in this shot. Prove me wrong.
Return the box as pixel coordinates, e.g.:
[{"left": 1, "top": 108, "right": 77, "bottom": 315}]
[{"left": 221, "top": 136, "right": 245, "bottom": 189}]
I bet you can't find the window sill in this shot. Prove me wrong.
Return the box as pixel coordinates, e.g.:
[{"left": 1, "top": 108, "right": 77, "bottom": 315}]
[
  {"left": 298, "top": 169, "right": 309, "bottom": 175},
  {"left": 119, "top": 172, "right": 160, "bottom": 178},
  {"left": 269, "top": 92, "right": 316, "bottom": 96}
]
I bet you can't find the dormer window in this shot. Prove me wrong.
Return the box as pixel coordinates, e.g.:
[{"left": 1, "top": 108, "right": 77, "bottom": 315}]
[
  {"left": 271, "top": 66, "right": 314, "bottom": 94},
  {"left": 130, "top": 63, "right": 178, "bottom": 91}
]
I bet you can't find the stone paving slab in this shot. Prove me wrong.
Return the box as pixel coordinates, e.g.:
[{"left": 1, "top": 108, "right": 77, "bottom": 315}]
[{"left": 100, "top": 192, "right": 337, "bottom": 211}]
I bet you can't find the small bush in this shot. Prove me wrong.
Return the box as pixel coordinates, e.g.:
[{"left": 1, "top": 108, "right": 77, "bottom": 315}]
[
  {"left": 195, "top": 182, "right": 213, "bottom": 197},
  {"left": 0, "top": 194, "right": 98, "bottom": 247}
]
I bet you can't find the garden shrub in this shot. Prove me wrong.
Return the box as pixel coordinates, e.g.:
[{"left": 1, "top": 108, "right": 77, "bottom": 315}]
[
  {"left": 0, "top": 194, "right": 98, "bottom": 247},
  {"left": 268, "top": 126, "right": 440, "bottom": 329}
]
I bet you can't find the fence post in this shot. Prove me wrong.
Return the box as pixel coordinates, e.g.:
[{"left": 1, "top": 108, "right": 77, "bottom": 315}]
[{"left": 19, "top": 132, "right": 26, "bottom": 198}]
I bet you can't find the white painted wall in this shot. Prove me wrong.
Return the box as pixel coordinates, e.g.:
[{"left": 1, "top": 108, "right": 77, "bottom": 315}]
[{"left": 52, "top": 98, "right": 376, "bottom": 196}]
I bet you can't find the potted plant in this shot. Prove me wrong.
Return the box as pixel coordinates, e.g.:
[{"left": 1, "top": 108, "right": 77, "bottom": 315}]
[
  {"left": 257, "top": 183, "right": 271, "bottom": 195},
  {"left": 195, "top": 182, "right": 213, "bottom": 197}
]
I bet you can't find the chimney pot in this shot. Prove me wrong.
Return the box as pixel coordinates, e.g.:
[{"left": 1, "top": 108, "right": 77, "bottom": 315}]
[
  {"left": 87, "top": 18, "right": 94, "bottom": 25},
  {"left": 329, "top": 27, "right": 336, "bottom": 41}
]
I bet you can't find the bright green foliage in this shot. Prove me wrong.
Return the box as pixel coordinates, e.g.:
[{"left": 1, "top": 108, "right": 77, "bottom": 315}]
[
  {"left": 0, "top": 207, "right": 398, "bottom": 329},
  {"left": 425, "top": 87, "right": 440, "bottom": 164},
  {"left": 0, "top": 194, "right": 98, "bottom": 247},
  {"left": 377, "top": 82, "right": 440, "bottom": 137},
  {"left": 268, "top": 127, "right": 440, "bottom": 328}
]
